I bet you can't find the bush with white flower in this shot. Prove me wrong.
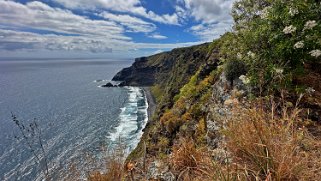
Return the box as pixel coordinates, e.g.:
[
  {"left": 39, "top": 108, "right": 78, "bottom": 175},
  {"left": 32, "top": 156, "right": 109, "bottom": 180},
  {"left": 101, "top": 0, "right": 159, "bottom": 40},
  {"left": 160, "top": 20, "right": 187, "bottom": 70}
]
[{"left": 222, "top": 0, "right": 321, "bottom": 93}]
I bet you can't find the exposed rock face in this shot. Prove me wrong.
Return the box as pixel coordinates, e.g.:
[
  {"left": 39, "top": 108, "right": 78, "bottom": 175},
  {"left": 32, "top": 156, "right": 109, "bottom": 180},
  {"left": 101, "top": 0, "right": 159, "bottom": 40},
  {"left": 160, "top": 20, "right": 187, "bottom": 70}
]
[{"left": 112, "top": 57, "right": 156, "bottom": 86}]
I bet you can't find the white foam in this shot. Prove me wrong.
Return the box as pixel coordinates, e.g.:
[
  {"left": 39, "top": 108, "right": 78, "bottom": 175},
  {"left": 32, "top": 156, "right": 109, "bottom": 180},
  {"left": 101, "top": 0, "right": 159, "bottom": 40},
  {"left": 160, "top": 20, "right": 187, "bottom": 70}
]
[
  {"left": 93, "top": 79, "right": 109, "bottom": 83},
  {"left": 108, "top": 87, "right": 149, "bottom": 154}
]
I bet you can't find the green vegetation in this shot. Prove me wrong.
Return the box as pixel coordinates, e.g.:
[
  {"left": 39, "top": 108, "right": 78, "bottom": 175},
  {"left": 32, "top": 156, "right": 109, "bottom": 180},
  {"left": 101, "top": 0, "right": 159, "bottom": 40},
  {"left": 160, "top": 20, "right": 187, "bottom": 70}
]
[{"left": 224, "top": 59, "right": 247, "bottom": 86}]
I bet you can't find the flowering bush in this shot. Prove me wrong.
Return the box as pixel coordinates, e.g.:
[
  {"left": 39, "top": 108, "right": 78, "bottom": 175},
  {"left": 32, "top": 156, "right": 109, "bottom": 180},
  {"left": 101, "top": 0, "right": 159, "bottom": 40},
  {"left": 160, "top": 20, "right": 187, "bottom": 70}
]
[{"left": 226, "top": 0, "right": 321, "bottom": 92}]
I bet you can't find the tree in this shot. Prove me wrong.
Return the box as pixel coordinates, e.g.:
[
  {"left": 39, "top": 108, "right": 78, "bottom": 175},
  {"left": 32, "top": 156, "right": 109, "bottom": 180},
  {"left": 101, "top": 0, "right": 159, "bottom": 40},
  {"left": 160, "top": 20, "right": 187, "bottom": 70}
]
[{"left": 225, "top": 59, "right": 247, "bottom": 87}]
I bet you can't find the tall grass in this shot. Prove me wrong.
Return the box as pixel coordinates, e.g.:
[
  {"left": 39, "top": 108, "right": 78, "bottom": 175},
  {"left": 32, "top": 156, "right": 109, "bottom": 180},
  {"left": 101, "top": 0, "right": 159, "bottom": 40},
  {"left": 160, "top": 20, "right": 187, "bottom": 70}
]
[
  {"left": 224, "top": 98, "right": 321, "bottom": 180},
  {"left": 88, "top": 142, "right": 127, "bottom": 181},
  {"left": 171, "top": 138, "right": 213, "bottom": 180}
]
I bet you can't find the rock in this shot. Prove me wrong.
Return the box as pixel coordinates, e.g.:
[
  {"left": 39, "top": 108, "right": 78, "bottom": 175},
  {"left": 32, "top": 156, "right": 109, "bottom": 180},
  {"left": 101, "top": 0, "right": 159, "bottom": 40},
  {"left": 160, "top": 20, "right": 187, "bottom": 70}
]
[
  {"left": 101, "top": 82, "right": 114, "bottom": 87},
  {"left": 224, "top": 98, "right": 239, "bottom": 106},
  {"left": 118, "top": 81, "right": 126, "bottom": 87},
  {"left": 146, "top": 161, "right": 175, "bottom": 181}
]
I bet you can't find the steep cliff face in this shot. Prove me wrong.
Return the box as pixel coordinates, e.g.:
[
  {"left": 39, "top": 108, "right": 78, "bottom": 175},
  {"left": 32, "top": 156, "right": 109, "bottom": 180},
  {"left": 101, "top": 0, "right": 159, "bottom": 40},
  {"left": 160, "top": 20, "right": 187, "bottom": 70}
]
[
  {"left": 112, "top": 43, "right": 219, "bottom": 112},
  {"left": 113, "top": 44, "right": 209, "bottom": 86},
  {"left": 112, "top": 57, "right": 156, "bottom": 86},
  {"left": 113, "top": 43, "right": 210, "bottom": 87}
]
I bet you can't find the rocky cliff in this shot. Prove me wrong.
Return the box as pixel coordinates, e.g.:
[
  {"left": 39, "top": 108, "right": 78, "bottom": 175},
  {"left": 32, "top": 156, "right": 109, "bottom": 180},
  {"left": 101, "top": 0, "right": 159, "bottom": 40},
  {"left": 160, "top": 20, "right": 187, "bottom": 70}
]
[
  {"left": 112, "top": 43, "right": 219, "bottom": 112},
  {"left": 113, "top": 43, "right": 211, "bottom": 86}
]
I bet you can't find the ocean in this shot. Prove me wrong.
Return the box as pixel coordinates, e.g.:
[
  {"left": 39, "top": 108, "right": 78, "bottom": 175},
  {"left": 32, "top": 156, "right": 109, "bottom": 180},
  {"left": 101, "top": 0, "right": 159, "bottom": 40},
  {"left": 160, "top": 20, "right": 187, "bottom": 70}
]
[{"left": 0, "top": 59, "right": 148, "bottom": 180}]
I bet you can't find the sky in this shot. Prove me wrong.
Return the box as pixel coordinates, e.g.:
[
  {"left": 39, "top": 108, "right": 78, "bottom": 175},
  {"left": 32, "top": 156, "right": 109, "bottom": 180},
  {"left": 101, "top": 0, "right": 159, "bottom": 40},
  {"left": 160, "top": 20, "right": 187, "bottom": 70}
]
[{"left": 0, "top": 0, "right": 235, "bottom": 59}]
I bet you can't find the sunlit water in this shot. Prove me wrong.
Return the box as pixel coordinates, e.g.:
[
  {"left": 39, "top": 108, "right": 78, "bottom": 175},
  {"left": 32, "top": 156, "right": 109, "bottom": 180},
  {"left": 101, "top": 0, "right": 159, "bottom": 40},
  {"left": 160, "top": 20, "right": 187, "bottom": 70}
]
[{"left": 0, "top": 59, "right": 148, "bottom": 180}]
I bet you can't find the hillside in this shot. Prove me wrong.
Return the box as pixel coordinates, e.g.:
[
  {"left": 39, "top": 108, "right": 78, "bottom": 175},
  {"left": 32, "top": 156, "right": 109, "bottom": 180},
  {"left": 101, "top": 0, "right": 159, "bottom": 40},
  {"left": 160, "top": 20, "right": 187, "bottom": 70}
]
[{"left": 112, "top": 43, "right": 218, "bottom": 112}]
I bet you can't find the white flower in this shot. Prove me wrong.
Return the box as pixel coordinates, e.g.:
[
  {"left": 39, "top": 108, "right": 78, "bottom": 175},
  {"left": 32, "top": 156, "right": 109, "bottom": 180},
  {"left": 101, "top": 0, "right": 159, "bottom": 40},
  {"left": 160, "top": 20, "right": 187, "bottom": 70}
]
[
  {"left": 239, "top": 75, "right": 250, "bottom": 84},
  {"left": 304, "top": 20, "right": 317, "bottom": 30},
  {"left": 294, "top": 41, "right": 304, "bottom": 49},
  {"left": 237, "top": 53, "right": 243, "bottom": 59},
  {"left": 283, "top": 25, "right": 297, "bottom": 34},
  {"left": 289, "top": 8, "right": 299, "bottom": 16},
  {"left": 309, "top": 49, "right": 321, "bottom": 58},
  {"left": 274, "top": 68, "right": 284, "bottom": 74},
  {"left": 306, "top": 87, "right": 315, "bottom": 94},
  {"left": 260, "top": 7, "right": 271, "bottom": 19},
  {"left": 247, "top": 51, "right": 256, "bottom": 58}
]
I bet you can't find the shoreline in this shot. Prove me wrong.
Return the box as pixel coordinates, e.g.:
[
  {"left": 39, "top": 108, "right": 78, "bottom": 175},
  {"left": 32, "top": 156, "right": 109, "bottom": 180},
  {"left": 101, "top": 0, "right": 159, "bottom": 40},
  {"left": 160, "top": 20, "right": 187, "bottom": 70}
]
[{"left": 142, "top": 87, "right": 156, "bottom": 120}]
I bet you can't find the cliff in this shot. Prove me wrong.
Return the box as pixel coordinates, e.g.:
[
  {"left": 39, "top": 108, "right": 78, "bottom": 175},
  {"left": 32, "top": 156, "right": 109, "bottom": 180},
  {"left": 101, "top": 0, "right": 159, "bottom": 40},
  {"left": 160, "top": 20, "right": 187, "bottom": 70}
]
[
  {"left": 113, "top": 43, "right": 210, "bottom": 86},
  {"left": 112, "top": 43, "right": 219, "bottom": 112}
]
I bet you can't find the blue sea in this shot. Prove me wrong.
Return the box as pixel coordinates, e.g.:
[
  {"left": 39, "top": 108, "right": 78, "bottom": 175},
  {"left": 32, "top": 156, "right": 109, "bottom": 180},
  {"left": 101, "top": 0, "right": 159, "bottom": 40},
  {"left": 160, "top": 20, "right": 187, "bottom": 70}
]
[{"left": 0, "top": 59, "right": 148, "bottom": 180}]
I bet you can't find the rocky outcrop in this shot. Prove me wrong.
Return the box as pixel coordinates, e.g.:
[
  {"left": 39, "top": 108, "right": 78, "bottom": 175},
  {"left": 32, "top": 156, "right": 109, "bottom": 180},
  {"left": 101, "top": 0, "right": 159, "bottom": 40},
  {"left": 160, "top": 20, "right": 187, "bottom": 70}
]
[
  {"left": 112, "top": 57, "right": 156, "bottom": 86},
  {"left": 101, "top": 82, "right": 115, "bottom": 87}
]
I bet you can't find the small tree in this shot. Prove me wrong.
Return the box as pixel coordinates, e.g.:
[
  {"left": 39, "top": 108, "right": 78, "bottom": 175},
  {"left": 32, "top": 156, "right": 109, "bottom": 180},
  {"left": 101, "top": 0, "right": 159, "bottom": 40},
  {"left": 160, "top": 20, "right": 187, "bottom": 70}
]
[{"left": 224, "top": 59, "right": 247, "bottom": 87}]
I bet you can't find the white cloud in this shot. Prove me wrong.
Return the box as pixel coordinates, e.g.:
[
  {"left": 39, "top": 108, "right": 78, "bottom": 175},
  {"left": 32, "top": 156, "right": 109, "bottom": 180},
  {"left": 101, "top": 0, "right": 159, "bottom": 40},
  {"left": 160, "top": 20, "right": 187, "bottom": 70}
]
[
  {"left": 0, "top": 28, "right": 200, "bottom": 54},
  {"left": 148, "top": 34, "right": 168, "bottom": 40},
  {"left": 181, "top": 0, "right": 234, "bottom": 23},
  {"left": 0, "top": 1, "right": 127, "bottom": 39},
  {"left": 177, "top": 0, "right": 235, "bottom": 41},
  {"left": 99, "top": 12, "right": 156, "bottom": 33},
  {"left": 54, "top": 0, "right": 180, "bottom": 25},
  {"left": 0, "top": 29, "right": 113, "bottom": 53},
  {"left": 153, "top": 49, "right": 164, "bottom": 54},
  {"left": 189, "top": 21, "right": 233, "bottom": 41}
]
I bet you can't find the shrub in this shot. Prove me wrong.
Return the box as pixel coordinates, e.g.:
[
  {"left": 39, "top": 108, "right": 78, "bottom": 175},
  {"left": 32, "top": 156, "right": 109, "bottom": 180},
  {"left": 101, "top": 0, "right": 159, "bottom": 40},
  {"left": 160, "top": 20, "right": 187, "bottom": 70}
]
[
  {"left": 160, "top": 110, "right": 182, "bottom": 134},
  {"left": 226, "top": 0, "right": 321, "bottom": 92},
  {"left": 157, "top": 136, "right": 170, "bottom": 152},
  {"left": 224, "top": 59, "right": 247, "bottom": 87},
  {"left": 151, "top": 85, "right": 163, "bottom": 103}
]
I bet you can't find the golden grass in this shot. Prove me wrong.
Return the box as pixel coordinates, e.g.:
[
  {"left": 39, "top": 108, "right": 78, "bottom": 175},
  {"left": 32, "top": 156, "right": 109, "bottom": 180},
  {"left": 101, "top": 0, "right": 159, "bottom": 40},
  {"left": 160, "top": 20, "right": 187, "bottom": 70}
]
[
  {"left": 88, "top": 142, "right": 127, "bottom": 181},
  {"left": 224, "top": 99, "right": 321, "bottom": 180},
  {"left": 171, "top": 138, "right": 213, "bottom": 180},
  {"left": 88, "top": 159, "right": 123, "bottom": 181}
]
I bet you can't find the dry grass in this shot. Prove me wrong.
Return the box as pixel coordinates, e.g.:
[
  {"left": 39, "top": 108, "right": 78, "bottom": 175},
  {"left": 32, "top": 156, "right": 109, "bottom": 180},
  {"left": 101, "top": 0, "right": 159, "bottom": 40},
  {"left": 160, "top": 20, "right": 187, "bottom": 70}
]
[
  {"left": 88, "top": 143, "right": 127, "bottom": 181},
  {"left": 171, "top": 138, "right": 213, "bottom": 180},
  {"left": 88, "top": 160, "right": 123, "bottom": 181},
  {"left": 224, "top": 99, "right": 321, "bottom": 180}
]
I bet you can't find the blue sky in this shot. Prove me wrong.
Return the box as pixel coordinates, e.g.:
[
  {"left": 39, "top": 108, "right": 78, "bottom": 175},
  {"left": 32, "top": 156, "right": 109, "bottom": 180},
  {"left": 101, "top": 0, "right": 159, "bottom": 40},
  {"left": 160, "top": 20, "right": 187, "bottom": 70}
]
[{"left": 0, "top": 0, "right": 235, "bottom": 59}]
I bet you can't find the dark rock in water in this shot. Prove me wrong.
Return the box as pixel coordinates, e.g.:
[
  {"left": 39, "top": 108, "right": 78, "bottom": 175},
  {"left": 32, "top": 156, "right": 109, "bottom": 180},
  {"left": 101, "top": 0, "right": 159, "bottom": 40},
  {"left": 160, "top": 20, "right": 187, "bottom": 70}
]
[{"left": 101, "top": 82, "right": 114, "bottom": 87}]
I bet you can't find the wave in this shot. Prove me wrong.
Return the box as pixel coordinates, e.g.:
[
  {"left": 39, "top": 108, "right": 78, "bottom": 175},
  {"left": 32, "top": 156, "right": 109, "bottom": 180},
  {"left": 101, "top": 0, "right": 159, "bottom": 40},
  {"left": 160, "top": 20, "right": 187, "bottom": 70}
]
[
  {"left": 108, "top": 87, "right": 148, "bottom": 154},
  {"left": 93, "top": 79, "right": 108, "bottom": 83}
]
